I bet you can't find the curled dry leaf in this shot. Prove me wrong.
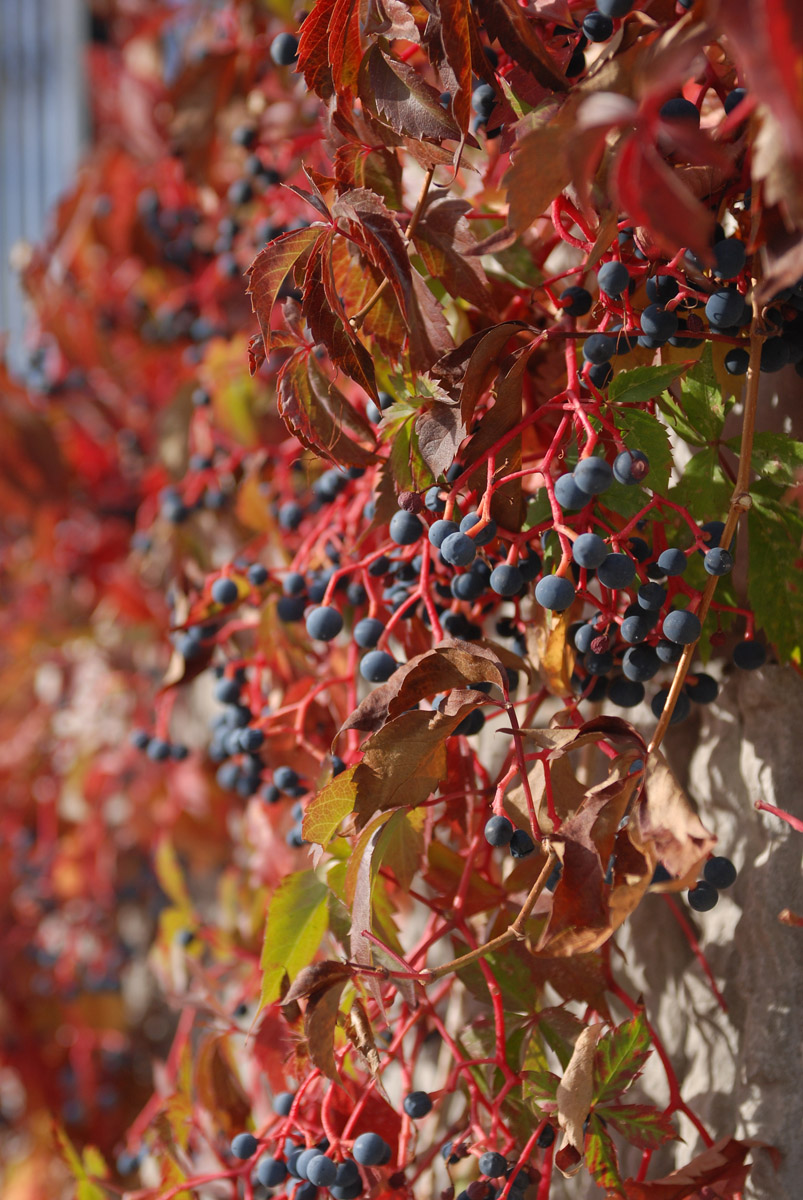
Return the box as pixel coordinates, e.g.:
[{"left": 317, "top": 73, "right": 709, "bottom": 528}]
[
  {"left": 342, "top": 996, "right": 382, "bottom": 1077},
  {"left": 631, "top": 749, "right": 716, "bottom": 887},
  {"left": 555, "top": 1024, "right": 602, "bottom": 1173}
]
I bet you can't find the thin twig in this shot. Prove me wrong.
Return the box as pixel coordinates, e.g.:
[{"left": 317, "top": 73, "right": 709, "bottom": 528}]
[
  {"left": 421, "top": 845, "right": 558, "bottom": 981},
  {"left": 648, "top": 290, "right": 763, "bottom": 755}
]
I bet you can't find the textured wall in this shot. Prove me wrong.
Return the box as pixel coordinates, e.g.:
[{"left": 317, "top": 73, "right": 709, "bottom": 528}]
[{"left": 615, "top": 665, "right": 803, "bottom": 1200}]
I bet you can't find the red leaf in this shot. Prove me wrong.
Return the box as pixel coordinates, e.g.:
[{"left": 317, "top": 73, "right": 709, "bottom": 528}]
[
  {"left": 713, "top": 0, "right": 803, "bottom": 162},
  {"left": 302, "top": 235, "right": 378, "bottom": 396},
  {"left": 329, "top": 0, "right": 362, "bottom": 97},
  {"left": 360, "top": 45, "right": 462, "bottom": 143},
  {"left": 412, "top": 194, "right": 491, "bottom": 310},
  {"left": 276, "top": 351, "right": 378, "bottom": 467},
  {"left": 621, "top": 1136, "right": 763, "bottom": 1200},
  {"left": 438, "top": 0, "right": 474, "bottom": 135},
  {"left": 297, "top": 0, "right": 336, "bottom": 100},
  {"left": 247, "top": 227, "right": 321, "bottom": 357},
  {"left": 612, "top": 132, "right": 716, "bottom": 263},
  {"left": 472, "top": 0, "right": 568, "bottom": 91}
]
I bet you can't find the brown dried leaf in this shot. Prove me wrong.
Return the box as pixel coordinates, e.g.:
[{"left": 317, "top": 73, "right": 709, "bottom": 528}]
[
  {"left": 504, "top": 98, "right": 579, "bottom": 234},
  {"left": 632, "top": 750, "right": 716, "bottom": 885},
  {"left": 305, "top": 979, "right": 349, "bottom": 1081},
  {"left": 194, "top": 1036, "right": 251, "bottom": 1135},
  {"left": 342, "top": 997, "right": 382, "bottom": 1076},
  {"left": 555, "top": 1024, "right": 602, "bottom": 1170},
  {"left": 282, "top": 961, "right": 354, "bottom": 1006}
]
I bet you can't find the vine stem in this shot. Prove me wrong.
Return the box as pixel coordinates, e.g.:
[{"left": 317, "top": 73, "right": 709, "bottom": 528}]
[
  {"left": 348, "top": 166, "right": 435, "bottom": 331},
  {"left": 420, "top": 845, "right": 558, "bottom": 982},
  {"left": 754, "top": 798, "right": 803, "bottom": 832},
  {"left": 647, "top": 290, "right": 763, "bottom": 755}
]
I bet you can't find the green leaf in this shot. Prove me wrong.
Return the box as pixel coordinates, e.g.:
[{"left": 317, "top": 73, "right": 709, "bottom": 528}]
[
  {"left": 584, "top": 1115, "right": 624, "bottom": 1191},
  {"left": 679, "top": 343, "right": 734, "bottom": 441},
  {"left": 598, "top": 1102, "right": 679, "bottom": 1149},
  {"left": 671, "top": 446, "right": 731, "bottom": 518},
  {"left": 377, "top": 807, "right": 426, "bottom": 890},
  {"left": 747, "top": 493, "right": 803, "bottom": 662},
  {"left": 727, "top": 431, "right": 803, "bottom": 490},
  {"left": 303, "top": 768, "right": 357, "bottom": 846},
  {"left": 593, "top": 1011, "right": 652, "bottom": 1106},
  {"left": 260, "top": 871, "right": 329, "bottom": 1007},
  {"left": 536, "top": 1006, "right": 585, "bottom": 1071},
  {"left": 615, "top": 406, "right": 673, "bottom": 496},
  {"left": 607, "top": 363, "right": 686, "bottom": 408},
  {"left": 658, "top": 390, "right": 708, "bottom": 446}
]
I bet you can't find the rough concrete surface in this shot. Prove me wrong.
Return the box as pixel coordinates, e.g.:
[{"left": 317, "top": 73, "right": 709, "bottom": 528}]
[{"left": 610, "top": 665, "right": 803, "bottom": 1200}]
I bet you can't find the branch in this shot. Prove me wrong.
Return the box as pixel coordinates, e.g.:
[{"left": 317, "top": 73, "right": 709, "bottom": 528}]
[
  {"left": 421, "top": 845, "right": 558, "bottom": 982},
  {"left": 648, "top": 289, "right": 763, "bottom": 755}
]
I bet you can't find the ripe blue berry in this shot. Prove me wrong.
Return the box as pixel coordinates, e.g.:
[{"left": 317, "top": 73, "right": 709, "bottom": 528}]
[
  {"left": 651, "top": 688, "right": 691, "bottom": 724},
  {"left": 705, "top": 289, "right": 746, "bottom": 329},
  {"left": 703, "top": 856, "right": 737, "bottom": 888},
  {"left": 535, "top": 575, "right": 575, "bottom": 611},
  {"left": 489, "top": 564, "right": 524, "bottom": 596},
  {"left": 555, "top": 472, "right": 592, "bottom": 510},
  {"left": 724, "top": 88, "right": 747, "bottom": 115},
  {"left": 688, "top": 881, "right": 719, "bottom": 911},
  {"left": 583, "top": 333, "right": 615, "bottom": 364},
  {"left": 597, "top": 260, "right": 631, "bottom": 297},
  {"left": 257, "top": 1156, "right": 288, "bottom": 1187},
  {"left": 597, "top": 553, "right": 635, "bottom": 590},
  {"left": 352, "top": 1132, "right": 390, "bottom": 1167},
  {"left": 354, "top": 618, "right": 384, "bottom": 648},
  {"left": 608, "top": 677, "right": 645, "bottom": 708},
  {"left": 613, "top": 449, "right": 649, "bottom": 485},
  {"left": 248, "top": 564, "right": 269, "bottom": 585},
  {"left": 306, "top": 606, "right": 343, "bottom": 641},
  {"left": 212, "top": 577, "right": 239, "bottom": 605},
  {"left": 713, "top": 237, "right": 746, "bottom": 280},
  {"left": 274, "top": 766, "right": 300, "bottom": 792},
  {"left": 646, "top": 275, "right": 679, "bottom": 304},
  {"left": 637, "top": 582, "right": 666, "bottom": 612},
  {"left": 620, "top": 614, "right": 653, "bottom": 644},
  {"left": 403, "top": 1091, "right": 433, "bottom": 1119},
  {"left": 510, "top": 829, "right": 535, "bottom": 858},
  {"left": 231, "top": 1132, "right": 259, "bottom": 1159},
  {"left": 733, "top": 640, "right": 766, "bottom": 669},
  {"left": 572, "top": 533, "right": 608, "bottom": 569},
  {"left": 559, "top": 286, "right": 592, "bottom": 316},
  {"left": 596, "top": 0, "right": 635, "bottom": 13},
  {"left": 360, "top": 651, "right": 397, "bottom": 683},
  {"left": 479, "top": 1152, "right": 508, "bottom": 1178},
  {"left": 582, "top": 11, "right": 614, "bottom": 41},
  {"left": 389, "top": 510, "right": 423, "bottom": 546},
  {"left": 270, "top": 32, "right": 299, "bottom": 65},
  {"left": 640, "top": 304, "right": 678, "bottom": 341},
  {"left": 657, "top": 548, "right": 687, "bottom": 576},
  {"left": 660, "top": 96, "right": 700, "bottom": 125},
  {"left": 760, "top": 338, "right": 790, "bottom": 373},
  {"left": 686, "top": 673, "right": 719, "bottom": 704},
  {"left": 146, "top": 737, "right": 171, "bottom": 761},
  {"left": 429, "top": 519, "right": 459, "bottom": 548},
  {"left": 484, "top": 815, "right": 514, "bottom": 847},
  {"left": 724, "top": 348, "right": 749, "bottom": 375},
  {"left": 662, "top": 609, "right": 702, "bottom": 645},
  {"left": 704, "top": 547, "right": 734, "bottom": 576},
  {"left": 307, "top": 1156, "right": 339, "bottom": 1187},
  {"left": 537, "top": 1125, "right": 555, "bottom": 1148},
  {"left": 574, "top": 457, "right": 613, "bottom": 495},
  {"left": 655, "top": 639, "right": 683, "bottom": 664},
  {"left": 454, "top": 709, "right": 485, "bottom": 737},
  {"left": 460, "top": 512, "right": 497, "bottom": 545},
  {"left": 622, "top": 645, "right": 660, "bottom": 682},
  {"left": 441, "top": 532, "right": 477, "bottom": 567}
]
